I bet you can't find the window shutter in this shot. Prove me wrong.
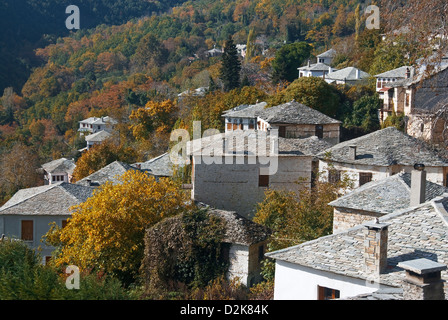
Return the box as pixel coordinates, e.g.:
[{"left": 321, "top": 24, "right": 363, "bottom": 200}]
[{"left": 21, "top": 220, "right": 33, "bottom": 241}]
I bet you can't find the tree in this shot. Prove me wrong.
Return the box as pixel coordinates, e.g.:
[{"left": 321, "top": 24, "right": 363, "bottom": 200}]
[
  {"left": 348, "top": 95, "right": 381, "bottom": 132},
  {"left": 71, "top": 140, "right": 138, "bottom": 182},
  {"left": 271, "top": 42, "right": 312, "bottom": 84},
  {"left": 219, "top": 36, "right": 241, "bottom": 91},
  {"left": 0, "top": 142, "right": 41, "bottom": 199},
  {"left": 0, "top": 239, "right": 129, "bottom": 300},
  {"left": 269, "top": 77, "right": 341, "bottom": 118},
  {"left": 129, "top": 99, "right": 178, "bottom": 140},
  {"left": 45, "top": 170, "right": 194, "bottom": 285},
  {"left": 245, "top": 28, "right": 256, "bottom": 62},
  {"left": 254, "top": 168, "right": 353, "bottom": 253}
]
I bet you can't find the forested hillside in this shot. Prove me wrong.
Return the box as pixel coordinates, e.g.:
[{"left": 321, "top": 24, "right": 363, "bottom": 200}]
[
  {"left": 0, "top": 0, "right": 413, "bottom": 204},
  {"left": 0, "top": 0, "right": 189, "bottom": 93}
]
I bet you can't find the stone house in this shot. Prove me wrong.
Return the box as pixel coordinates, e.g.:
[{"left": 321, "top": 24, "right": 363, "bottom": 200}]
[
  {"left": 84, "top": 130, "right": 111, "bottom": 151},
  {"left": 0, "top": 182, "right": 94, "bottom": 263},
  {"left": 374, "top": 66, "right": 414, "bottom": 94},
  {"left": 375, "top": 64, "right": 448, "bottom": 146},
  {"left": 188, "top": 131, "right": 332, "bottom": 218},
  {"left": 223, "top": 100, "right": 341, "bottom": 145},
  {"left": 317, "top": 126, "right": 448, "bottom": 189},
  {"left": 324, "top": 67, "right": 371, "bottom": 86},
  {"left": 266, "top": 192, "right": 448, "bottom": 300},
  {"left": 78, "top": 116, "right": 115, "bottom": 136},
  {"left": 41, "top": 158, "right": 76, "bottom": 185},
  {"left": 207, "top": 207, "right": 271, "bottom": 287},
  {"left": 329, "top": 170, "right": 448, "bottom": 233},
  {"left": 298, "top": 61, "right": 337, "bottom": 79},
  {"left": 143, "top": 206, "right": 271, "bottom": 287},
  {"left": 316, "top": 49, "right": 336, "bottom": 65}
]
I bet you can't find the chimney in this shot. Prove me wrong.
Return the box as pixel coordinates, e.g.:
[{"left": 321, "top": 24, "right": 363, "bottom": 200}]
[
  {"left": 356, "top": 68, "right": 360, "bottom": 79},
  {"left": 348, "top": 145, "right": 357, "bottom": 160},
  {"left": 363, "top": 220, "right": 390, "bottom": 279},
  {"left": 398, "top": 258, "right": 447, "bottom": 300},
  {"left": 406, "top": 67, "right": 411, "bottom": 79},
  {"left": 307, "top": 59, "right": 311, "bottom": 67},
  {"left": 410, "top": 164, "right": 426, "bottom": 207}
]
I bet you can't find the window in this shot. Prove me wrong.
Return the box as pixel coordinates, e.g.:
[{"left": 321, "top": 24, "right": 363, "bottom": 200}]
[
  {"left": 328, "top": 169, "right": 341, "bottom": 183},
  {"left": 318, "top": 286, "right": 340, "bottom": 300},
  {"left": 279, "top": 126, "right": 286, "bottom": 138},
  {"left": 315, "top": 125, "right": 323, "bottom": 139},
  {"left": 359, "top": 172, "right": 373, "bottom": 186},
  {"left": 62, "top": 220, "right": 68, "bottom": 228},
  {"left": 21, "top": 220, "right": 33, "bottom": 241},
  {"left": 249, "top": 122, "right": 255, "bottom": 130},
  {"left": 258, "top": 245, "right": 265, "bottom": 262},
  {"left": 259, "top": 174, "right": 269, "bottom": 187},
  {"left": 227, "top": 123, "right": 232, "bottom": 131}
]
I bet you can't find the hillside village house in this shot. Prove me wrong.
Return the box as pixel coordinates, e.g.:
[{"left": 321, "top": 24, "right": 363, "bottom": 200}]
[
  {"left": 0, "top": 182, "right": 94, "bottom": 263},
  {"left": 324, "top": 67, "right": 371, "bottom": 86},
  {"left": 143, "top": 206, "right": 271, "bottom": 287},
  {"left": 187, "top": 131, "right": 332, "bottom": 218},
  {"left": 266, "top": 176, "right": 448, "bottom": 300},
  {"left": 316, "top": 48, "right": 336, "bottom": 65},
  {"left": 317, "top": 126, "right": 448, "bottom": 189},
  {"left": 329, "top": 169, "right": 448, "bottom": 233},
  {"left": 78, "top": 116, "right": 116, "bottom": 135},
  {"left": 223, "top": 101, "right": 341, "bottom": 145},
  {"left": 377, "top": 64, "right": 448, "bottom": 145},
  {"left": 298, "top": 60, "right": 337, "bottom": 78},
  {"left": 41, "top": 157, "right": 76, "bottom": 185},
  {"left": 83, "top": 130, "right": 112, "bottom": 151}
]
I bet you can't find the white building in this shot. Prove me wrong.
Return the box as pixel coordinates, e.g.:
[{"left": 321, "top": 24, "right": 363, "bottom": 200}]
[
  {"left": 78, "top": 116, "right": 116, "bottom": 136},
  {"left": 266, "top": 188, "right": 448, "bottom": 300},
  {"left": 298, "top": 61, "right": 336, "bottom": 79},
  {"left": 316, "top": 48, "right": 336, "bottom": 65},
  {"left": 324, "top": 67, "right": 370, "bottom": 85},
  {"left": 41, "top": 158, "right": 76, "bottom": 185}
]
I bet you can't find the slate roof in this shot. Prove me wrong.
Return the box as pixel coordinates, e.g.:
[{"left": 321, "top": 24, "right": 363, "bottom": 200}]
[
  {"left": 76, "top": 161, "right": 147, "bottom": 186},
  {"left": 317, "top": 126, "right": 448, "bottom": 166},
  {"left": 135, "top": 153, "right": 174, "bottom": 177},
  {"left": 374, "top": 66, "right": 413, "bottom": 79},
  {"left": 188, "top": 131, "right": 332, "bottom": 157},
  {"left": 208, "top": 208, "right": 271, "bottom": 246},
  {"left": 0, "top": 182, "right": 95, "bottom": 216},
  {"left": 257, "top": 101, "right": 341, "bottom": 125},
  {"left": 41, "top": 158, "right": 76, "bottom": 174},
  {"left": 79, "top": 116, "right": 116, "bottom": 125},
  {"left": 329, "top": 172, "right": 448, "bottom": 214},
  {"left": 298, "top": 62, "right": 335, "bottom": 72},
  {"left": 85, "top": 130, "right": 111, "bottom": 142},
  {"left": 325, "top": 67, "right": 371, "bottom": 81},
  {"left": 317, "top": 49, "right": 336, "bottom": 58},
  {"left": 266, "top": 194, "right": 448, "bottom": 288},
  {"left": 222, "top": 102, "right": 267, "bottom": 118}
]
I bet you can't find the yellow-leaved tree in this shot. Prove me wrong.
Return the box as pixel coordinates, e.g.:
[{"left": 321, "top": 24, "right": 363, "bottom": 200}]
[{"left": 45, "top": 170, "right": 194, "bottom": 285}]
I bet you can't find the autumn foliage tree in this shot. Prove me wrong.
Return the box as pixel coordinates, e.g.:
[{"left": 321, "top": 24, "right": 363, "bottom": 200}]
[
  {"left": 45, "top": 170, "right": 194, "bottom": 285},
  {"left": 72, "top": 140, "right": 139, "bottom": 182}
]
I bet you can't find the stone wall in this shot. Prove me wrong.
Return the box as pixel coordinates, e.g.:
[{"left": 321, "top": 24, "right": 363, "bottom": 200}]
[
  {"left": 192, "top": 155, "right": 313, "bottom": 218},
  {"left": 333, "top": 208, "right": 382, "bottom": 233}
]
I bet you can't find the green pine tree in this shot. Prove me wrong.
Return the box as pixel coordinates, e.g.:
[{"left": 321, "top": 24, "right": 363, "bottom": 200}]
[{"left": 219, "top": 36, "right": 241, "bottom": 92}]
